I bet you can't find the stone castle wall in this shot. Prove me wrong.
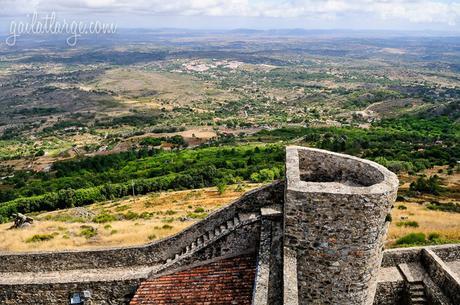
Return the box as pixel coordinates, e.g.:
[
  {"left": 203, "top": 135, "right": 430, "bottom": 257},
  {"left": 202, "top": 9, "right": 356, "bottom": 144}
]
[
  {"left": 0, "top": 183, "right": 283, "bottom": 305},
  {"left": 1, "top": 146, "right": 459, "bottom": 305},
  {"left": 0, "top": 182, "right": 283, "bottom": 273},
  {"left": 0, "top": 279, "right": 141, "bottom": 305}
]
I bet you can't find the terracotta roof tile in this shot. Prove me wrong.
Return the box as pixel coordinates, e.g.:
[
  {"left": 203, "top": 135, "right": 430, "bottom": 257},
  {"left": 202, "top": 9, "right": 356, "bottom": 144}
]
[{"left": 130, "top": 255, "right": 256, "bottom": 305}]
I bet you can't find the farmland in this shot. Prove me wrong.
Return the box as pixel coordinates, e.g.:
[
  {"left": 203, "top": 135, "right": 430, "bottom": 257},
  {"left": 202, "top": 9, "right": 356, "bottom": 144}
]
[{"left": 0, "top": 30, "right": 458, "bottom": 250}]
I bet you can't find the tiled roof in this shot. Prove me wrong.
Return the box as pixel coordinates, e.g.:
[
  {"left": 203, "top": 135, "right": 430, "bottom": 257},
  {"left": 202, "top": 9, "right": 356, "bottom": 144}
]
[{"left": 130, "top": 254, "right": 257, "bottom": 305}]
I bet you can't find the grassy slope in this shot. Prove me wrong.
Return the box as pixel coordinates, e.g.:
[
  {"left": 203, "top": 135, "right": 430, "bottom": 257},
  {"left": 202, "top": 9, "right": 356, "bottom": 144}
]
[{"left": 0, "top": 184, "right": 260, "bottom": 252}]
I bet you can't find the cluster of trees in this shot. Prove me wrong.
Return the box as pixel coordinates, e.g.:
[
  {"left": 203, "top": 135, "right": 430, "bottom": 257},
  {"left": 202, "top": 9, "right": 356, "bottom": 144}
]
[
  {"left": 256, "top": 115, "right": 458, "bottom": 173},
  {"left": 0, "top": 112, "right": 457, "bottom": 222},
  {"left": 42, "top": 120, "right": 86, "bottom": 134},
  {"left": 12, "top": 107, "right": 62, "bottom": 116},
  {"left": 95, "top": 114, "right": 159, "bottom": 128},
  {"left": 140, "top": 135, "right": 187, "bottom": 148},
  {"left": 409, "top": 175, "right": 444, "bottom": 195},
  {"left": 344, "top": 89, "right": 402, "bottom": 109},
  {"left": 0, "top": 145, "right": 284, "bottom": 222}
]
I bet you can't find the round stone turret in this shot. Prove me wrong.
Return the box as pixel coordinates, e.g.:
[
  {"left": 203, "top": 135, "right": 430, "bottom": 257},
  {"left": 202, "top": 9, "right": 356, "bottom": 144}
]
[{"left": 284, "top": 146, "right": 399, "bottom": 305}]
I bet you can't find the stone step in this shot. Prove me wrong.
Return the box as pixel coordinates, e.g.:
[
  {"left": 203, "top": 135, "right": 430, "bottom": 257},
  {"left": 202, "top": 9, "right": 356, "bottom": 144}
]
[
  {"left": 411, "top": 297, "right": 427, "bottom": 304},
  {"left": 410, "top": 290, "right": 425, "bottom": 297},
  {"left": 409, "top": 286, "right": 425, "bottom": 293},
  {"left": 160, "top": 213, "right": 251, "bottom": 269},
  {"left": 410, "top": 283, "right": 424, "bottom": 290}
]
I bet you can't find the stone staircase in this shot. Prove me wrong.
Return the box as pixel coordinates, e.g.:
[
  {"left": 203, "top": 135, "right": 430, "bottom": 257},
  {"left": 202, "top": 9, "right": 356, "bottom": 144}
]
[
  {"left": 154, "top": 212, "right": 259, "bottom": 274},
  {"left": 408, "top": 281, "right": 428, "bottom": 305}
]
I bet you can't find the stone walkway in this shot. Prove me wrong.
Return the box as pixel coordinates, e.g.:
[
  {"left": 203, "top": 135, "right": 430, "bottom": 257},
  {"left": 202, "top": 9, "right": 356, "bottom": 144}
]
[
  {"left": 377, "top": 266, "right": 403, "bottom": 283},
  {"left": 0, "top": 265, "right": 159, "bottom": 285}
]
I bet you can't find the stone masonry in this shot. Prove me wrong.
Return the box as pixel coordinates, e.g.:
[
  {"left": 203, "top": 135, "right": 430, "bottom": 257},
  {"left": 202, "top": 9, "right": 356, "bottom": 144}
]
[
  {"left": 0, "top": 146, "right": 459, "bottom": 305},
  {"left": 284, "top": 146, "right": 399, "bottom": 305}
]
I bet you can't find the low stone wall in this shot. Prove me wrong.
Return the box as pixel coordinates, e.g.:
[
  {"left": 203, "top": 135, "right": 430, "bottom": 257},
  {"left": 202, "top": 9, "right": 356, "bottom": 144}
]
[
  {"left": 373, "top": 282, "right": 404, "bottom": 305},
  {"left": 0, "top": 279, "right": 140, "bottom": 305},
  {"left": 381, "top": 244, "right": 460, "bottom": 268},
  {"left": 0, "top": 182, "right": 284, "bottom": 273},
  {"left": 381, "top": 247, "right": 423, "bottom": 267},
  {"left": 432, "top": 244, "right": 460, "bottom": 262},
  {"left": 421, "top": 249, "right": 460, "bottom": 305}
]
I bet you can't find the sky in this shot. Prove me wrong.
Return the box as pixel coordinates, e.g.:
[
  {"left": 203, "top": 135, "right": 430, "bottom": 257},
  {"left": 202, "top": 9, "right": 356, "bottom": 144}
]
[{"left": 0, "top": 0, "right": 460, "bottom": 32}]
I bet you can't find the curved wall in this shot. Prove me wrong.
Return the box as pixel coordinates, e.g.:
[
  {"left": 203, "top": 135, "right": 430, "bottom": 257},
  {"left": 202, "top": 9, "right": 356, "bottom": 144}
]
[{"left": 284, "top": 146, "right": 399, "bottom": 305}]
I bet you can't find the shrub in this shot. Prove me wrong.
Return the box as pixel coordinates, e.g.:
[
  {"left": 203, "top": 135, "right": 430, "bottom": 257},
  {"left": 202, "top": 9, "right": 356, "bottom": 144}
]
[
  {"left": 42, "top": 214, "right": 86, "bottom": 223},
  {"left": 426, "top": 202, "right": 460, "bottom": 213},
  {"left": 93, "top": 213, "right": 117, "bottom": 223},
  {"left": 79, "top": 225, "right": 97, "bottom": 239},
  {"left": 396, "top": 221, "right": 419, "bottom": 228},
  {"left": 25, "top": 233, "right": 56, "bottom": 243},
  {"left": 194, "top": 207, "right": 205, "bottom": 213},
  {"left": 217, "top": 182, "right": 227, "bottom": 195},
  {"left": 397, "top": 205, "right": 407, "bottom": 210},
  {"left": 396, "top": 233, "right": 426, "bottom": 245},
  {"left": 162, "top": 224, "right": 173, "bottom": 229},
  {"left": 115, "top": 205, "right": 130, "bottom": 212},
  {"left": 250, "top": 168, "right": 277, "bottom": 183},
  {"left": 165, "top": 210, "right": 177, "bottom": 215},
  {"left": 385, "top": 214, "right": 392, "bottom": 222},
  {"left": 235, "top": 183, "right": 245, "bottom": 192},
  {"left": 123, "top": 211, "right": 139, "bottom": 220},
  {"left": 428, "top": 232, "right": 441, "bottom": 241},
  {"left": 187, "top": 212, "right": 207, "bottom": 219},
  {"left": 409, "top": 175, "right": 444, "bottom": 195},
  {"left": 139, "top": 212, "right": 153, "bottom": 219},
  {"left": 148, "top": 234, "right": 157, "bottom": 240}
]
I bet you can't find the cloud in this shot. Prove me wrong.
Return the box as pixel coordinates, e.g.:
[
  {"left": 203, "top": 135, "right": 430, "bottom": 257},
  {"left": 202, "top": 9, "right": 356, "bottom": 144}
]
[{"left": 1, "top": 0, "right": 459, "bottom": 26}]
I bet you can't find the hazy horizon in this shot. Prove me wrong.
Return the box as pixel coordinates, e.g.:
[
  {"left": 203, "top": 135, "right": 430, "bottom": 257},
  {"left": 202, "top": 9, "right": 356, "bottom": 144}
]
[{"left": 1, "top": 0, "right": 460, "bottom": 34}]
